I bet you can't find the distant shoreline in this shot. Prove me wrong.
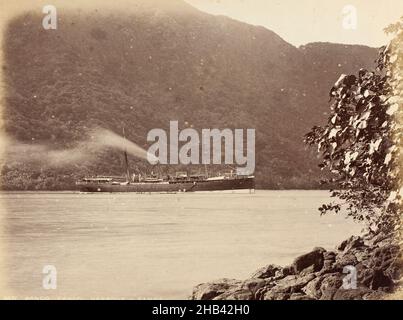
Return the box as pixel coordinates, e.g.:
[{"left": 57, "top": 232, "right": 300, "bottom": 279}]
[{"left": 0, "top": 187, "right": 331, "bottom": 192}]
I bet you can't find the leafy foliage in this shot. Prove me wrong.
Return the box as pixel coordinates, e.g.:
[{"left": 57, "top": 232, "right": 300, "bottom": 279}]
[{"left": 305, "top": 17, "right": 402, "bottom": 235}]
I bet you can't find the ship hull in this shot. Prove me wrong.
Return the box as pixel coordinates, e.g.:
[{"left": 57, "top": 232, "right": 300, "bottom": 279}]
[{"left": 77, "top": 177, "right": 255, "bottom": 193}]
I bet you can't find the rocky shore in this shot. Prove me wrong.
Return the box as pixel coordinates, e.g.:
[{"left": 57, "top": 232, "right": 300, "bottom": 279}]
[{"left": 191, "top": 234, "right": 402, "bottom": 300}]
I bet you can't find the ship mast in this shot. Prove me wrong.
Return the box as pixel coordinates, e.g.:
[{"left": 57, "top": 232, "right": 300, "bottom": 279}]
[{"left": 122, "top": 127, "right": 131, "bottom": 182}]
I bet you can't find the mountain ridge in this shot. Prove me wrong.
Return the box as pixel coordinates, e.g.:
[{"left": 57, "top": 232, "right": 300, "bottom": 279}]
[{"left": 0, "top": 3, "right": 379, "bottom": 190}]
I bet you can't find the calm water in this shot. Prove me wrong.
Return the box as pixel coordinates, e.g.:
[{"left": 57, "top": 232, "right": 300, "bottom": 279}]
[{"left": 0, "top": 191, "right": 361, "bottom": 299}]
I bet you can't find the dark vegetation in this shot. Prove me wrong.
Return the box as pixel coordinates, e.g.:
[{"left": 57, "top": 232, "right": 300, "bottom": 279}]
[
  {"left": 305, "top": 17, "right": 402, "bottom": 236},
  {"left": 1, "top": 1, "right": 378, "bottom": 190}
]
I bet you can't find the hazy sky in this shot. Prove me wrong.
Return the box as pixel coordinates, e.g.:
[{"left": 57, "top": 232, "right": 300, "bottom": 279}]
[
  {"left": 186, "top": 0, "right": 403, "bottom": 47},
  {"left": 0, "top": 0, "right": 401, "bottom": 49}
]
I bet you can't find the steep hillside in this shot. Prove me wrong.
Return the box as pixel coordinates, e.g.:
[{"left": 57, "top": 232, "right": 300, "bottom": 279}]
[{"left": 0, "top": 1, "right": 379, "bottom": 189}]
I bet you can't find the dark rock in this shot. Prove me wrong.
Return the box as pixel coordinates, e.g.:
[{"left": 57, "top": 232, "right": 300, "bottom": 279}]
[
  {"left": 318, "top": 251, "right": 340, "bottom": 274},
  {"left": 280, "top": 274, "right": 316, "bottom": 292},
  {"left": 337, "top": 239, "right": 349, "bottom": 251},
  {"left": 240, "top": 278, "right": 267, "bottom": 295},
  {"left": 337, "top": 236, "right": 364, "bottom": 252},
  {"left": 292, "top": 247, "right": 325, "bottom": 274},
  {"left": 302, "top": 275, "right": 325, "bottom": 299},
  {"left": 319, "top": 273, "right": 344, "bottom": 300},
  {"left": 367, "top": 233, "right": 394, "bottom": 247},
  {"left": 362, "top": 290, "right": 388, "bottom": 300},
  {"left": 255, "top": 285, "right": 273, "bottom": 300},
  {"left": 356, "top": 263, "right": 375, "bottom": 287},
  {"left": 251, "top": 264, "right": 281, "bottom": 279},
  {"left": 193, "top": 278, "right": 268, "bottom": 300},
  {"left": 214, "top": 289, "right": 254, "bottom": 300},
  {"left": 385, "top": 258, "right": 403, "bottom": 282},
  {"left": 352, "top": 247, "right": 373, "bottom": 263},
  {"left": 276, "top": 265, "right": 295, "bottom": 278},
  {"left": 370, "top": 270, "right": 394, "bottom": 290},
  {"left": 299, "top": 264, "right": 317, "bottom": 276},
  {"left": 369, "top": 245, "right": 400, "bottom": 270},
  {"left": 320, "top": 259, "right": 338, "bottom": 275},
  {"left": 191, "top": 234, "right": 399, "bottom": 301},
  {"left": 263, "top": 289, "right": 290, "bottom": 300},
  {"left": 333, "top": 287, "right": 375, "bottom": 300},
  {"left": 360, "top": 273, "right": 375, "bottom": 288},
  {"left": 323, "top": 251, "right": 336, "bottom": 260},
  {"left": 289, "top": 293, "right": 315, "bottom": 300},
  {"left": 262, "top": 274, "right": 315, "bottom": 300},
  {"left": 334, "top": 252, "right": 358, "bottom": 269},
  {"left": 191, "top": 279, "right": 242, "bottom": 300}
]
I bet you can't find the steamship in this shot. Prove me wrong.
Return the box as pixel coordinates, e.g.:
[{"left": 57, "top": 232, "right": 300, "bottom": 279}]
[
  {"left": 76, "top": 172, "right": 255, "bottom": 193},
  {"left": 76, "top": 144, "right": 255, "bottom": 193}
]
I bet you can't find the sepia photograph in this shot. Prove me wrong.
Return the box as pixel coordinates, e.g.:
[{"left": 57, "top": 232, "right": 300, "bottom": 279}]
[{"left": 0, "top": 0, "right": 402, "bottom": 308}]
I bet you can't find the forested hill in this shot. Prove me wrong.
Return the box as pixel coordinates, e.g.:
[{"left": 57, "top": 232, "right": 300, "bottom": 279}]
[{"left": 1, "top": 1, "right": 378, "bottom": 190}]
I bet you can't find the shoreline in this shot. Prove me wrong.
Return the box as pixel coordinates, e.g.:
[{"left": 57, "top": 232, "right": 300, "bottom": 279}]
[
  {"left": 0, "top": 188, "right": 334, "bottom": 193},
  {"left": 191, "top": 234, "right": 402, "bottom": 300}
]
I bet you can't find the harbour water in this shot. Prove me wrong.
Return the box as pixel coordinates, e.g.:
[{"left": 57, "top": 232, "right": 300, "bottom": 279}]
[{"left": 0, "top": 191, "right": 362, "bottom": 299}]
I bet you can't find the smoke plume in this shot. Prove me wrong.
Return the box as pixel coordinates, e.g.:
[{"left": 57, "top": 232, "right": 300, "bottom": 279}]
[{"left": 0, "top": 128, "right": 156, "bottom": 167}]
